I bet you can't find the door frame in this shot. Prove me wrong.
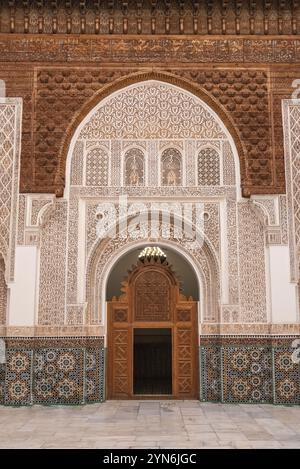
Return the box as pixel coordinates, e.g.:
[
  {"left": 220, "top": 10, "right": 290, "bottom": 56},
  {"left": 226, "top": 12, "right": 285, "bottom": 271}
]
[
  {"left": 106, "top": 262, "right": 199, "bottom": 399},
  {"left": 107, "top": 307, "right": 199, "bottom": 400}
]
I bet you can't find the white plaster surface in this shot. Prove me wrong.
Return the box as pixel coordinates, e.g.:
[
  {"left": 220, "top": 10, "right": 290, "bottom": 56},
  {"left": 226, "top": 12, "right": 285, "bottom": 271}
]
[
  {"left": 8, "top": 246, "right": 38, "bottom": 326},
  {"left": 269, "top": 245, "right": 298, "bottom": 323}
]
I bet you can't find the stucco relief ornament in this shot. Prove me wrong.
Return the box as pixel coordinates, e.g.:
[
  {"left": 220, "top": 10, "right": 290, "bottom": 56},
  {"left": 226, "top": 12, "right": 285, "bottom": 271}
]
[
  {"left": 129, "top": 160, "right": 141, "bottom": 186},
  {"left": 0, "top": 339, "right": 6, "bottom": 364}
]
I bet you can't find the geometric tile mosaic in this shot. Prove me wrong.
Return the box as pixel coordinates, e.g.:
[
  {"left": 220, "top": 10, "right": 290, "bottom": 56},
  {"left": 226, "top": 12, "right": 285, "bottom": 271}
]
[
  {"left": 199, "top": 346, "right": 221, "bottom": 402},
  {"left": 273, "top": 347, "right": 300, "bottom": 405},
  {"left": 200, "top": 338, "right": 300, "bottom": 405},
  {"left": 4, "top": 350, "right": 33, "bottom": 406},
  {"left": 84, "top": 348, "right": 106, "bottom": 404},
  {"left": 1, "top": 337, "right": 299, "bottom": 406},
  {"left": 222, "top": 346, "right": 273, "bottom": 404},
  {"left": 1, "top": 338, "right": 105, "bottom": 406},
  {"left": 33, "top": 348, "right": 84, "bottom": 405}
]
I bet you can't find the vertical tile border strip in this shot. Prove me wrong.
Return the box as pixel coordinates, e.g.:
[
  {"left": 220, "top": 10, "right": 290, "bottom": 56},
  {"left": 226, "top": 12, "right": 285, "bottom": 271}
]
[
  {"left": 0, "top": 363, "right": 5, "bottom": 404},
  {"left": 30, "top": 349, "right": 33, "bottom": 405},
  {"left": 198, "top": 347, "right": 203, "bottom": 401},
  {"left": 82, "top": 347, "right": 86, "bottom": 404},
  {"left": 100, "top": 347, "right": 106, "bottom": 402},
  {"left": 220, "top": 345, "right": 224, "bottom": 403},
  {"left": 272, "top": 346, "right": 276, "bottom": 404}
]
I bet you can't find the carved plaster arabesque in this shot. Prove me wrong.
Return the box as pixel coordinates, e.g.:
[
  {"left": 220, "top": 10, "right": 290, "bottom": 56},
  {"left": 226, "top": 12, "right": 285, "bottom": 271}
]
[
  {"left": 34, "top": 79, "right": 286, "bottom": 329},
  {"left": 0, "top": 98, "right": 22, "bottom": 282},
  {"left": 67, "top": 81, "right": 258, "bottom": 326},
  {"left": 282, "top": 100, "right": 300, "bottom": 284},
  {"left": 17, "top": 194, "right": 55, "bottom": 247},
  {"left": 86, "top": 233, "right": 220, "bottom": 327},
  {"left": 60, "top": 72, "right": 246, "bottom": 196}
]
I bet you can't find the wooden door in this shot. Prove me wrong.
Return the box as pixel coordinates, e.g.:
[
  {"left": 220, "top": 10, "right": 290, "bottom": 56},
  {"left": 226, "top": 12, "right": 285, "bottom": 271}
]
[
  {"left": 174, "top": 305, "right": 198, "bottom": 398},
  {"left": 107, "top": 260, "right": 198, "bottom": 399},
  {"left": 107, "top": 304, "right": 131, "bottom": 399}
]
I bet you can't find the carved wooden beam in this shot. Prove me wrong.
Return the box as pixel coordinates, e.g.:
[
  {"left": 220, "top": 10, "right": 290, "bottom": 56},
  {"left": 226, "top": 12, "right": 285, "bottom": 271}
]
[
  {"left": 79, "top": 0, "right": 86, "bottom": 34},
  {"left": 192, "top": 1, "right": 199, "bottom": 34},
  {"left": 179, "top": 0, "right": 185, "bottom": 34},
  {"left": 164, "top": 0, "right": 171, "bottom": 34},
  {"left": 122, "top": 0, "right": 128, "bottom": 34},
  {"left": 94, "top": 0, "right": 100, "bottom": 34},
  {"left": 263, "top": 0, "right": 271, "bottom": 35},
  {"left": 151, "top": 0, "right": 157, "bottom": 34},
  {"left": 108, "top": 0, "right": 114, "bottom": 34},
  {"left": 22, "top": 0, "right": 29, "bottom": 33},
  {"left": 206, "top": 0, "right": 213, "bottom": 34},
  {"left": 278, "top": 0, "right": 285, "bottom": 35},
  {"left": 235, "top": 0, "right": 242, "bottom": 34},
  {"left": 221, "top": 1, "right": 228, "bottom": 35},
  {"left": 292, "top": 0, "right": 299, "bottom": 34},
  {"left": 51, "top": 0, "right": 58, "bottom": 34},
  {"left": 37, "top": 0, "right": 44, "bottom": 34},
  {"left": 137, "top": 1, "right": 143, "bottom": 34},
  {"left": 1, "top": 0, "right": 299, "bottom": 36},
  {"left": 249, "top": 0, "right": 256, "bottom": 35},
  {"left": 8, "top": 0, "right": 15, "bottom": 33},
  {"left": 65, "top": 0, "right": 72, "bottom": 34}
]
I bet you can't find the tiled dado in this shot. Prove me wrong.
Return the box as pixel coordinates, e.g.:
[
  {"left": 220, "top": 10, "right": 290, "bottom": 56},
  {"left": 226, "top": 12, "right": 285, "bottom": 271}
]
[
  {"left": 0, "top": 337, "right": 105, "bottom": 406},
  {"left": 200, "top": 336, "right": 300, "bottom": 405},
  {"left": 1, "top": 335, "right": 299, "bottom": 406}
]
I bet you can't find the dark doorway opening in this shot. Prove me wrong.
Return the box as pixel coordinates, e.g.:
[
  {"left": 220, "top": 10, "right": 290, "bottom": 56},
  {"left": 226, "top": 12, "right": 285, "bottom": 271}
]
[{"left": 133, "top": 328, "right": 172, "bottom": 395}]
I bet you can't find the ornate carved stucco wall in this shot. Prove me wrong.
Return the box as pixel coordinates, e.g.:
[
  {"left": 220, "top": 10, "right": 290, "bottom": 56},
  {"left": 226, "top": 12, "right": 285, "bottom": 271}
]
[
  {"left": 11, "top": 79, "right": 292, "bottom": 334},
  {"left": 282, "top": 99, "right": 300, "bottom": 285},
  {"left": 0, "top": 98, "right": 22, "bottom": 283},
  {"left": 0, "top": 97, "right": 22, "bottom": 332},
  {"left": 1, "top": 83, "right": 299, "bottom": 406},
  {"left": 0, "top": 258, "right": 6, "bottom": 325}
]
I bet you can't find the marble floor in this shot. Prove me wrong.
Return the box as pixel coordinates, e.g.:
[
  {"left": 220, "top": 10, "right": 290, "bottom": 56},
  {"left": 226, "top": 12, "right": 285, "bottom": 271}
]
[{"left": 0, "top": 401, "right": 299, "bottom": 449}]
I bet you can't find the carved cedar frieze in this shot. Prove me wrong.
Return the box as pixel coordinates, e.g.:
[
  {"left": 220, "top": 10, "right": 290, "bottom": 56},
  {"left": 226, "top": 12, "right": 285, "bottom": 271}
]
[
  {"left": 0, "top": 2, "right": 299, "bottom": 36},
  {"left": 1, "top": 35, "right": 300, "bottom": 196}
]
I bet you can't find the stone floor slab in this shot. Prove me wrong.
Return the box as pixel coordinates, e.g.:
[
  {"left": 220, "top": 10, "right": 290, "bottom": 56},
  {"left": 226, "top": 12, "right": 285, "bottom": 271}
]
[{"left": 0, "top": 401, "right": 299, "bottom": 449}]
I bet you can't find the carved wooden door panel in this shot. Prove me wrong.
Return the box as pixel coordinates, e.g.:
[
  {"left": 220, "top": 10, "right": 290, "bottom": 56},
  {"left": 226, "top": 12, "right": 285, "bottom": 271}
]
[
  {"left": 133, "top": 269, "right": 173, "bottom": 322},
  {"left": 174, "top": 304, "right": 198, "bottom": 398},
  {"left": 107, "top": 304, "right": 132, "bottom": 399}
]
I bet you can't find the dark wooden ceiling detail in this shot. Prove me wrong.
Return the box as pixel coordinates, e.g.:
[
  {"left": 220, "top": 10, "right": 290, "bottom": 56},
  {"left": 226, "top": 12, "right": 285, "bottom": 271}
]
[{"left": 0, "top": 1, "right": 299, "bottom": 36}]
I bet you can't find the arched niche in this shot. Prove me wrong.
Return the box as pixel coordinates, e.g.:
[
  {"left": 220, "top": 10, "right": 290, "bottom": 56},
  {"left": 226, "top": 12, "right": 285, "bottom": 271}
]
[
  {"left": 85, "top": 217, "right": 220, "bottom": 327},
  {"left": 106, "top": 245, "right": 200, "bottom": 301},
  {"left": 63, "top": 77, "right": 241, "bottom": 197}
]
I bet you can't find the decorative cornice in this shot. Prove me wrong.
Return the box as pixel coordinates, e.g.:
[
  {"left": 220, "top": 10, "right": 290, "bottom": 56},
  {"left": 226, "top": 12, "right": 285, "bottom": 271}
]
[
  {"left": 0, "top": 35, "right": 300, "bottom": 64},
  {"left": 0, "top": 1, "right": 299, "bottom": 36},
  {"left": 0, "top": 325, "right": 105, "bottom": 337},
  {"left": 1, "top": 324, "right": 299, "bottom": 338}
]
